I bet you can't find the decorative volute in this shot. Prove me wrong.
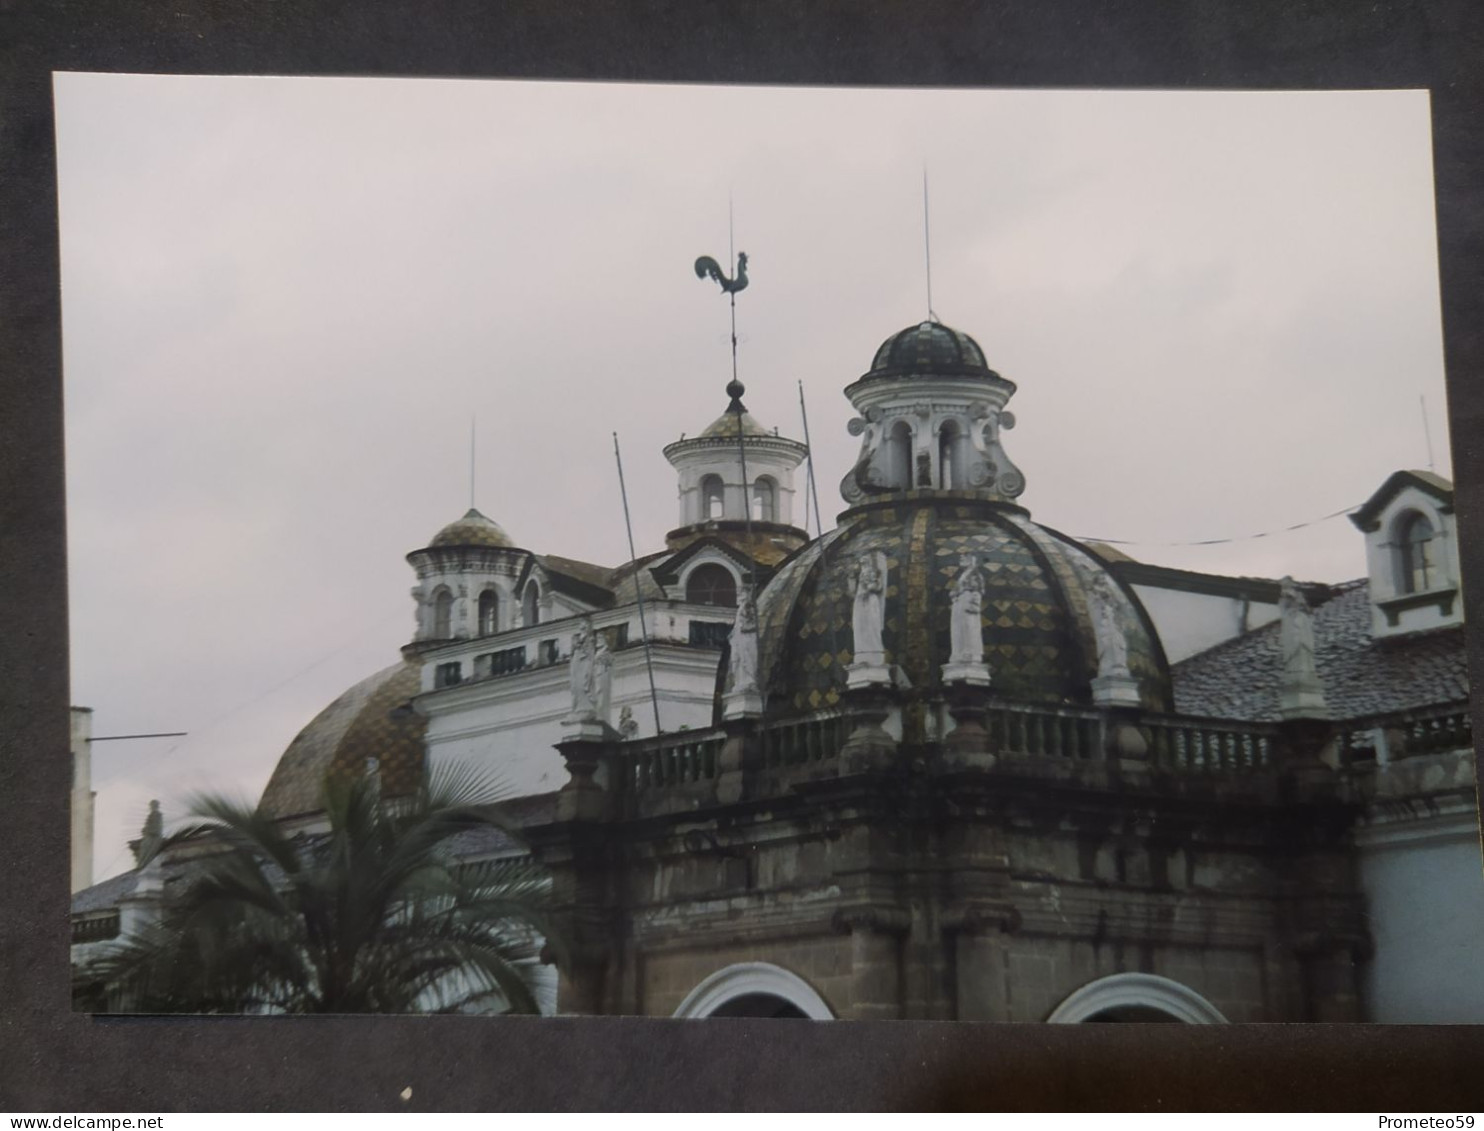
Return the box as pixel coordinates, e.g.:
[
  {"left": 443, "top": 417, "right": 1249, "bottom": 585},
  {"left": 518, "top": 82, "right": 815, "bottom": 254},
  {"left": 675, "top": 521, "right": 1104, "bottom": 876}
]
[{"left": 839, "top": 320, "right": 1026, "bottom": 507}]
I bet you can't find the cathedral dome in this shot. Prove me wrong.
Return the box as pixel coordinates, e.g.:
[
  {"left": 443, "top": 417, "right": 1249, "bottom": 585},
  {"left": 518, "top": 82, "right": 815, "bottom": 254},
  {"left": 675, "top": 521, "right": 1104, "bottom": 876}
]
[
  {"left": 428, "top": 508, "right": 515, "bottom": 549},
  {"left": 259, "top": 660, "right": 426, "bottom": 819},
  {"left": 749, "top": 497, "right": 1171, "bottom": 718},
  {"left": 865, "top": 320, "right": 996, "bottom": 381}
]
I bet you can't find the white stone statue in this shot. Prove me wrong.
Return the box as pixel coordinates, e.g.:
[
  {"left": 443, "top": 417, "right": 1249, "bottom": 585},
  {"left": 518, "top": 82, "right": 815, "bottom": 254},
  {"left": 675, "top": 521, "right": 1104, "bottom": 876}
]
[
  {"left": 948, "top": 554, "right": 985, "bottom": 664},
  {"left": 1277, "top": 575, "right": 1329, "bottom": 720},
  {"left": 566, "top": 620, "right": 598, "bottom": 721},
  {"left": 728, "top": 584, "right": 760, "bottom": 694},
  {"left": 618, "top": 705, "right": 639, "bottom": 738},
  {"left": 591, "top": 632, "right": 614, "bottom": 724},
  {"left": 1087, "top": 573, "right": 1130, "bottom": 679},
  {"left": 850, "top": 552, "right": 887, "bottom": 665},
  {"left": 1279, "top": 576, "right": 1316, "bottom": 675}
]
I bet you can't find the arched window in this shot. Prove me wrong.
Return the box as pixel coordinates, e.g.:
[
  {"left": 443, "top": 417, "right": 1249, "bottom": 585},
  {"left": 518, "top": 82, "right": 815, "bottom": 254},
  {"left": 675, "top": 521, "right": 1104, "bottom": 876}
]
[
  {"left": 478, "top": 590, "right": 498, "bottom": 636},
  {"left": 885, "top": 421, "right": 913, "bottom": 489},
  {"left": 701, "top": 474, "right": 725, "bottom": 521},
  {"left": 937, "top": 421, "right": 961, "bottom": 489},
  {"left": 1395, "top": 512, "right": 1437, "bottom": 594},
  {"left": 432, "top": 589, "right": 454, "bottom": 639},
  {"left": 686, "top": 563, "right": 738, "bottom": 608},
  {"left": 522, "top": 582, "right": 541, "bottom": 627},
  {"left": 753, "top": 476, "right": 777, "bottom": 522}
]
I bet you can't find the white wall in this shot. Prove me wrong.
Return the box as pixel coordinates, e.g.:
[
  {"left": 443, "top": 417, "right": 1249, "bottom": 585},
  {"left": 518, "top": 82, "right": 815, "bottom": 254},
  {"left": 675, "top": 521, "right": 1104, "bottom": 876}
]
[
  {"left": 1357, "top": 811, "right": 1484, "bottom": 1022},
  {"left": 420, "top": 633, "right": 725, "bottom": 797},
  {"left": 1130, "top": 584, "right": 1279, "bottom": 664}
]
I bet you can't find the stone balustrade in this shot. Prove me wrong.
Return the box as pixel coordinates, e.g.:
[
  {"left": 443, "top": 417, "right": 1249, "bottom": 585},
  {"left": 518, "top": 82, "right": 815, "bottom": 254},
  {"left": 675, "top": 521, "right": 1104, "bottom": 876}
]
[
  {"left": 760, "top": 712, "right": 848, "bottom": 769},
  {"left": 72, "top": 911, "right": 120, "bottom": 945},
  {"left": 1336, "top": 704, "right": 1473, "bottom": 764},
  {"left": 615, "top": 730, "right": 725, "bottom": 793},
  {"left": 1142, "top": 716, "right": 1276, "bottom": 774},
  {"left": 596, "top": 700, "right": 1462, "bottom": 803},
  {"left": 986, "top": 704, "right": 1103, "bottom": 760}
]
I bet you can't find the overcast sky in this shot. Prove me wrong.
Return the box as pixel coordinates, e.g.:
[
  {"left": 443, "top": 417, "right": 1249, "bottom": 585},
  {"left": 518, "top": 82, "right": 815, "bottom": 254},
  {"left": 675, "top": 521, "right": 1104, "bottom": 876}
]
[{"left": 54, "top": 76, "right": 1447, "bottom": 881}]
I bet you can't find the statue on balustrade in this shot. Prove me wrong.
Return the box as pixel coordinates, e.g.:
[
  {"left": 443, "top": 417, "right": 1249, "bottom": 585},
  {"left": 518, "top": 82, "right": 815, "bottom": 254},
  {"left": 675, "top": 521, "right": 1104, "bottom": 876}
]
[
  {"left": 1279, "top": 576, "right": 1317, "bottom": 677},
  {"left": 591, "top": 631, "right": 614, "bottom": 724},
  {"left": 728, "top": 583, "right": 760, "bottom": 694},
  {"left": 566, "top": 619, "right": 601, "bottom": 723}
]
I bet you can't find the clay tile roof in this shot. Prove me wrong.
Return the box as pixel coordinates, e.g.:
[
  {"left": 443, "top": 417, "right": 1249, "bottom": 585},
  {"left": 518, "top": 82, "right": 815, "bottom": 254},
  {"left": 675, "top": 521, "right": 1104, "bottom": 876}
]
[{"left": 1171, "top": 580, "right": 1470, "bottom": 721}]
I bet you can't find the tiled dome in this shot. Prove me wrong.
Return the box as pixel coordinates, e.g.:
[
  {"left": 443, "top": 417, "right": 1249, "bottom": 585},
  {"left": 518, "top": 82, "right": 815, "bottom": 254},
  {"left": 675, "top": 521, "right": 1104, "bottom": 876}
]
[
  {"left": 747, "top": 498, "right": 1171, "bottom": 718},
  {"left": 699, "top": 409, "right": 773, "bottom": 439},
  {"left": 259, "top": 661, "right": 426, "bottom": 819},
  {"left": 429, "top": 508, "right": 515, "bottom": 550},
  {"left": 865, "top": 321, "right": 996, "bottom": 380}
]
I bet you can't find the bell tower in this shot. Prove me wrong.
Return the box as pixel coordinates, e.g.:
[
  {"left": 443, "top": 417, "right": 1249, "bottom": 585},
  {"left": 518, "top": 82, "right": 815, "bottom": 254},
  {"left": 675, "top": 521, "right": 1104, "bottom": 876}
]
[{"left": 661, "top": 378, "right": 810, "bottom": 562}]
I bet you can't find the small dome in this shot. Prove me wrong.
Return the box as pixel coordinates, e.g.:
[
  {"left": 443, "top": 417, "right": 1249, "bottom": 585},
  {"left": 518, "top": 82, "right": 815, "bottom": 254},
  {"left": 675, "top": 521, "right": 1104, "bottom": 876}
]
[
  {"left": 699, "top": 410, "right": 773, "bottom": 439},
  {"left": 866, "top": 321, "right": 995, "bottom": 380},
  {"left": 429, "top": 508, "right": 515, "bottom": 549}
]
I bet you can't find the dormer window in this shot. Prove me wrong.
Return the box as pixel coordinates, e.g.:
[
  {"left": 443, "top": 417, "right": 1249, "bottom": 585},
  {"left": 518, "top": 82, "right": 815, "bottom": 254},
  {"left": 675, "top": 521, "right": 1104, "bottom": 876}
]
[
  {"left": 1351, "top": 472, "right": 1460, "bottom": 638},
  {"left": 522, "top": 582, "right": 541, "bottom": 627},
  {"left": 478, "top": 589, "right": 498, "bottom": 636},
  {"left": 1394, "top": 511, "right": 1437, "bottom": 594},
  {"left": 686, "top": 563, "right": 738, "bottom": 608}
]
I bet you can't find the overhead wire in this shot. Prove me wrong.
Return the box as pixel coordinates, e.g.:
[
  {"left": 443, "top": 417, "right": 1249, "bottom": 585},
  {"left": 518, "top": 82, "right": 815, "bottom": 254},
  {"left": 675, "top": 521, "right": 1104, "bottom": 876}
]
[{"left": 1076, "top": 503, "right": 1360, "bottom": 549}]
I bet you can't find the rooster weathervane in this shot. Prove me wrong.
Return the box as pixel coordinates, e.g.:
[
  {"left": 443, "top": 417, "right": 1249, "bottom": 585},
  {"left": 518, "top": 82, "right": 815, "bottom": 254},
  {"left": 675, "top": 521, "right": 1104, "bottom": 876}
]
[{"left": 694, "top": 251, "right": 749, "bottom": 294}]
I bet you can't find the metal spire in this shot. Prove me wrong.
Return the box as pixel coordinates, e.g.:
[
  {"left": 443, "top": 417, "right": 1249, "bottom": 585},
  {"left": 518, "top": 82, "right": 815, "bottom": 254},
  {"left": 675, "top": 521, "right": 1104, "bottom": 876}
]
[
  {"left": 694, "top": 207, "right": 755, "bottom": 562},
  {"left": 923, "top": 165, "right": 939, "bottom": 324},
  {"left": 613, "top": 433, "right": 664, "bottom": 737}
]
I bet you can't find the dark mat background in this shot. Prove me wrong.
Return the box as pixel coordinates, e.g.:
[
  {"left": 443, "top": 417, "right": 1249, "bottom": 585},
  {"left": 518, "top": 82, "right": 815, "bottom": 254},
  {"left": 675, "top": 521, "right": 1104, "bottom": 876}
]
[{"left": 4, "top": 0, "right": 1484, "bottom": 1111}]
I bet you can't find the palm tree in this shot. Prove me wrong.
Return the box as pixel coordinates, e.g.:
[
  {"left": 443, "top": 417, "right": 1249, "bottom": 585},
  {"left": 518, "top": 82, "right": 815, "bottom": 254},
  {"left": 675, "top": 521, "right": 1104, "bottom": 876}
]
[{"left": 74, "top": 763, "right": 560, "bottom": 1014}]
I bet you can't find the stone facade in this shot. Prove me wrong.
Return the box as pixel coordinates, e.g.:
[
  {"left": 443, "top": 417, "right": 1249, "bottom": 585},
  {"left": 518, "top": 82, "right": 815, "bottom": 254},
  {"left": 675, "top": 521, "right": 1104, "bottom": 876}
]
[{"left": 525, "top": 690, "right": 1404, "bottom": 1021}]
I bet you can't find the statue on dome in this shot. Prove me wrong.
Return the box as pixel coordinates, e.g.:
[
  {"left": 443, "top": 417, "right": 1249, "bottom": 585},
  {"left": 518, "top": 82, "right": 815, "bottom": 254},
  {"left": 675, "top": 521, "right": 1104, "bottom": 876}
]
[
  {"left": 850, "top": 552, "right": 887, "bottom": 666},
  {"left": 1087, "top": 573, "right": 1131, "bottom": 679},
  {"left": 948, "top": 555, "right": 986, "bottom": 664},
  {"left": 728, "top": 583, "right": 760, "bottom": 695}
]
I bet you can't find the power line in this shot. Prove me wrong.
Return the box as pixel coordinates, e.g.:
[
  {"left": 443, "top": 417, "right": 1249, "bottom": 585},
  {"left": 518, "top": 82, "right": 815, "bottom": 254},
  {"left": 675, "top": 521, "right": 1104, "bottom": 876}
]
[{"left": 1077, "top": 503, "right": 1359, "bottom": 549}]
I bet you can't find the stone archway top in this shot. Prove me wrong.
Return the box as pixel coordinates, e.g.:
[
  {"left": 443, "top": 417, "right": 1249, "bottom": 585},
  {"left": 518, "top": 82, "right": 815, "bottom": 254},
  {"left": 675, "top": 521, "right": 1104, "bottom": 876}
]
[{"left": 672, "top": 961, "right": 835, "bottom": 1020}]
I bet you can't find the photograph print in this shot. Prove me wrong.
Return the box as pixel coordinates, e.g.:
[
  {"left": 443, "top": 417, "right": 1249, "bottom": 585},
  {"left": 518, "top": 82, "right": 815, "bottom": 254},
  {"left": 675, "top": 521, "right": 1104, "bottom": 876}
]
[{"left": 57, "top": 76, "right": 1477, "bottom": 1022}]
